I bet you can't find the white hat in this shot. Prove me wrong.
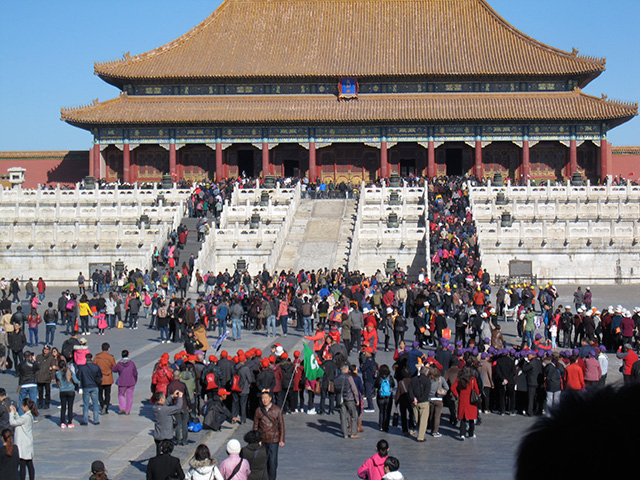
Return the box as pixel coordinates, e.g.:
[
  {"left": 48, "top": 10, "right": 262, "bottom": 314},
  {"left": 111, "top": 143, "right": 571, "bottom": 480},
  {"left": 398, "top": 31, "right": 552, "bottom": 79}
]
[
  {"left": 490, "top": 307, "right": 496, "bottom": 314},
  {"left": 469, "top": 308, "right": 477, "bottom": 315},
  {"left": 386, "top": 307, "right": 393, "bottom": 314},
  {"left": 275, "top": 346, "right": 284, "bottom": 357},
  {"left": 615, "top": 306, "right": 622, "bottom": 313},
  {"left": 565, "top": 306, "right": 571, "bottom": 310},
  {"left": 424, "top": 301, "right": 430, "bottom": 306},
  {"left": 585, "top": 310, "right": 592, "bottom": 317},
  {"left": 227, "top": 439, "right": 241, "bottom": 455},
  {"left": 595, "top": 310, "right": 601, "bottom": 315},
  {"left": 363, "top": 307, "right": 370, "bottom": 314},
  {"left": 481, "top": 312, "right": 488, "bottom": 318},
  {"left": 438, "top": 308, "right": 444, "bottom": 314},
  {"left": 577, "top": 308, "right": 584, "bottom": 313}
]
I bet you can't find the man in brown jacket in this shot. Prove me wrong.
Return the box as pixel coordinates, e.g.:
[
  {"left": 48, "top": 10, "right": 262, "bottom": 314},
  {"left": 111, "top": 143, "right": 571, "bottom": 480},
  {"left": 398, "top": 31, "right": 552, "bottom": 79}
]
[
  {"left": 94, "top": 342, "right": 116, "bottom": 414},
  {"left": 254, "top": 390, "right": 284, "bottom": 480}
]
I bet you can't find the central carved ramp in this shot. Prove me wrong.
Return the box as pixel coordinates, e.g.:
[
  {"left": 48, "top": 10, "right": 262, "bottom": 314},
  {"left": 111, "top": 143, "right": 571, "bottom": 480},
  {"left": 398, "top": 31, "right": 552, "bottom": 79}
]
[{"left": 276, "top": 199, "right": 356, "bottom": 272}]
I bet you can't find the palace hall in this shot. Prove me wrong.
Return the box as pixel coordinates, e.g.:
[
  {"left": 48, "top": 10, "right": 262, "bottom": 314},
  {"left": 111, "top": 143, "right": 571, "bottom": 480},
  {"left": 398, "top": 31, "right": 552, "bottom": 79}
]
[{"left": 61, "top": 0, "right": 638, "bottom": 184}]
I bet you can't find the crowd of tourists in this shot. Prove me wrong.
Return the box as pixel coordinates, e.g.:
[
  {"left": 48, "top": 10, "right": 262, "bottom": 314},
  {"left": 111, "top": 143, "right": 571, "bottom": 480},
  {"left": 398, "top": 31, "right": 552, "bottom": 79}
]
[{"left": 2, "top": 175, "right": 640, "bottom": 480}]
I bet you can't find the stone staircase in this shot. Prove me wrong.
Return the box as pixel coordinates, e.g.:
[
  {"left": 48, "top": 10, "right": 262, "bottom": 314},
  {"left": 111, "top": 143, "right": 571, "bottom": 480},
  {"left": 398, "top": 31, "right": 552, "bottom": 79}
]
[
  {"left": 275, "top": 199, "right": 357, "bottom": 272},
  {"left": 163, "top": 215, "right": 214, "bottom": 270}
]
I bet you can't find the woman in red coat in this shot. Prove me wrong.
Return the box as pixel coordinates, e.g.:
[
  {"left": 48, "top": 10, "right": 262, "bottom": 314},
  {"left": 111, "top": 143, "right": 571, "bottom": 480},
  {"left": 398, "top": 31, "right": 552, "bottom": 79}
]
[{"left": 451, "top": 365, "right": 481, "bottom": 441}]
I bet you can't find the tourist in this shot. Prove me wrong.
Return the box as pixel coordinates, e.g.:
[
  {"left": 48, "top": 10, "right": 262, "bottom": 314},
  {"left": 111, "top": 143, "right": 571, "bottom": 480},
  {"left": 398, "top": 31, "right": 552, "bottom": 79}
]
[
  {"left": 43, "top": 303, "right": 56, "bottom": 346},
  {"left": 89, "top": 460, "right": 110, "bottom": 480},
  {"left": 78, "top": 294, "right": 93, "bottom": 335},
  {"left": 373, "top": 364, "right": 395, "bottom": 432},
  {"left": 0, "top": 388, "right": 12, "bottom": 432},
  {"left": 8, "top": 323, "right": 26, "bottom": 371},
  {"left": 16, "top": 351, "right": 38, "bottom": 405},
  {"left": 94, "top": 343, "right": 116, "bottom": 415},
  {"left": 184, "top": 444, "right": 223, "bottom": 480},
  {"left": 34, "top": 345, "right": 55, "bottom": 410},
  {"left": 357, "top": 439, "right": 389, "bottom": 480},
  {"left": 451, "top": 362, "right": 481, "bottom": 440},
  {"left": 219, "top": 439, "right": 250, "bottom": 480},
  {"left": 408, "top": 366, "right": 431, "bottom": 442},
  {"left": 56, "top": 358, "right": 79, "bottom": 428},
  {"left": 9, "top": 398, "right": 37, "bottom": 480},
  {"left": 146, "top": 439, "right": 184, "bottom": 480},
  {"left": 77, "top": 353, "right": 102, "bottom": 426},
  {"left": 241, "top": 430, "right": 268, "bottom": 480},
  {"left": 334, "top": 363, "right": 360, "bottom": 438},
  {"left": 112, "top": 350, "right": 138, "bottom": 415},
  {"left": 253, "top": 390, "right": 284, "bottom": 480},
  {"left": 277, "top": 296, "right": 289, "bottom": 337},
  {"left": 167, "top": 370, "right": 190, "bottom": 446},
  {"left": 1, "top": 428, "right": 19, "bottom": 480},
  {"left": 381, "top": 456, "right": 403, "bottom": 480},
  {"left": 564, "top": 354, "right": 585, "bottom": 391},
  {"left": 152, "top": 390, "right": 183, "bottom": 455},
  {"left": 427, "top": 365, "right": 448, "bottom": 437},
  {"left": 616, "top": 344, "right": 638, "bottom": 384}
]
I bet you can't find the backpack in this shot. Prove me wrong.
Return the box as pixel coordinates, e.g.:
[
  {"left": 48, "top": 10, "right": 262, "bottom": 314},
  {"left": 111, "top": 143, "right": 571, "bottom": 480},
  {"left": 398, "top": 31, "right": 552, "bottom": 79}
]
[
  {"left": 380, "top": 377, "right": 391, "bottom": 397},
  {"left": 301, "top": 302, "right": 312, "bottom": 317},
  {"left": 204, "top": 372, "right": 218, "bottom": 391}
]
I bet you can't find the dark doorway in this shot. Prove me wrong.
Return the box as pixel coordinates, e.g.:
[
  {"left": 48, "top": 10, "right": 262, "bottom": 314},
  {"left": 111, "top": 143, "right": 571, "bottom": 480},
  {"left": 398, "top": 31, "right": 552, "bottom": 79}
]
[
  {"left": 400, "top": 159, "right": 416, "bottom": 177},
  {"left": 283, "top": 160, "right": 300, "bottom": 178},
  {"left": 238, "top": 150, "right": 254, "bottom": 177},
  {"left": 446, "top": 149, "right": 463, "bottom": 175}
]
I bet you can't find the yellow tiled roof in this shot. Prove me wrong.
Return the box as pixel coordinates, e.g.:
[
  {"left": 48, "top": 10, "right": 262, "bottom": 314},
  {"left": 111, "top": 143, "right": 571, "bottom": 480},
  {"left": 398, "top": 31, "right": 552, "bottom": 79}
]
[
  {"left": 61, "top": 90, "right": 638, "bottom": 127},
  {"left": 94, "top": 0, "right": 605, "bottom": 82},
  {"left": 612, "top": 146, "right": 640, "bottom": 155}
]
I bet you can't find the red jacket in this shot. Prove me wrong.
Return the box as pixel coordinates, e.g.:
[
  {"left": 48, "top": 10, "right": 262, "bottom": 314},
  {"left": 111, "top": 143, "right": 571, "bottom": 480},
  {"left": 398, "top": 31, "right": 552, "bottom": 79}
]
[
  {"left": 451, "top": 376, "right": 480, "bottom": 420},
  {"left": 565, "top": 363, "right": 585, "bottom": 390},
  {"left": 362, "top": 327, "right": 378, "bottom": 352}
]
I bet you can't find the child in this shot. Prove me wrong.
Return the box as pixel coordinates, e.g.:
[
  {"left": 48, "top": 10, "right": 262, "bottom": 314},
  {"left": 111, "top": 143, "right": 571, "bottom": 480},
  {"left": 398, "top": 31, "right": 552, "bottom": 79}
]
[
  {"left": 97, "top": 310, "right": 108, "bottom": 335},
  {"left": 382, "top": 456, "right": 404, "bottom": 480}
]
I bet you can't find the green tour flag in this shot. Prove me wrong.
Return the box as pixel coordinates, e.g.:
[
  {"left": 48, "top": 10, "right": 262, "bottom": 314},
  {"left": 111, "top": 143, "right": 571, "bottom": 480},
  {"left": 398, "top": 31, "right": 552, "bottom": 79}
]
[{"left": 303, "top": 343, "right": 324, "bottom": 381}]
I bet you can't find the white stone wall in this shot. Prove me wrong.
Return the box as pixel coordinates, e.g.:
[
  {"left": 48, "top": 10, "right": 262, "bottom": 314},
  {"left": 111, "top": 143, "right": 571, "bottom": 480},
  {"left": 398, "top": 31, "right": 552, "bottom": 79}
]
[{"left": 470, "top": 181, "right": 640, "bottom": 284}]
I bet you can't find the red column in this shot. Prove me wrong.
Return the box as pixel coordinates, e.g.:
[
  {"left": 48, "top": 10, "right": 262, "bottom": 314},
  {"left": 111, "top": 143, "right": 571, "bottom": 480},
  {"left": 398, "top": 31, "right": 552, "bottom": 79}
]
[
  {"left": 569, "top": 139, "right": 578, "bottom": 176},
  {"left": 600, "top": 139, "right": 609, "bottom": 180},
  {"left": 380, "top": 141, "right": 388, "bottom": 178},
  {"left": 262, "top": 142, "right": 270, "bottom": 176},
  {"left": 123, "top": 143, "right": 131, "bottom": 183},
  {"left": 427, "top": 141, "right": 436, "bottom": 179},
  {"left": 522, "top": 140, "right": 531, "bottom": 180},
  {"left": 169, "top": 143, "right": 177, "bottom": 180},
  {"left": 93, "top": 144, "right": 101, "bottom": 179},
  {"left": 309, "top": 142, "right": 317, "bottom": 181},
  {"left": 89, "top": 146, "right": 94, "bottom": 177},
  {"left": 215, "top": 142, "right": 224, "bottom": 180},
  {"left": 474, "top": 141, "right": 483, "bottom": 179}
]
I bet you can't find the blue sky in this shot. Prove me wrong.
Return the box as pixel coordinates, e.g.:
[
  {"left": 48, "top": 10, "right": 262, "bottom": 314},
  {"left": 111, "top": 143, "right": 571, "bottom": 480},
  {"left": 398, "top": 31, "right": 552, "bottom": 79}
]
[{"left": 0, "top": 0, "right": 638, "bottom": 151}]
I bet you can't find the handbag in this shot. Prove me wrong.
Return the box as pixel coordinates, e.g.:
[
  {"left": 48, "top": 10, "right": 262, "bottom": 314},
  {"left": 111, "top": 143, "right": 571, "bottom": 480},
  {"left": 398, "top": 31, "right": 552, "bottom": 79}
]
[
  {"left": 392, "top": 411, "right": 399, "bottom": 427},
  {"left": 328, "top": 380, "right": 335, "bottom": 394},
  {"left": 436, "top": 378, "right": 448, "bottom": 397},
  {"left": 469, "top": 378, "right": 481, "bottom": 407},
  {"left": 314, "top": 380, "right": 321, "bottom": 395},
  {"left": 442, "top": 328, "right": 452, "bottom": 340}
]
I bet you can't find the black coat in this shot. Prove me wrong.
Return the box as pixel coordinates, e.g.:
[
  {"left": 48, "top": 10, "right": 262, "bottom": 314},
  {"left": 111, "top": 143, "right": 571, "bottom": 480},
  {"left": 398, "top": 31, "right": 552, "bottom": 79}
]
[
  {"left": 495, "top": 355, "right": 516, "bottom": 385},
  {"left": 146, "top": 453, "right": 184, "bottom": 480},
  {"left": 242, "top": 443, "right": 269, "bottom": 480}
]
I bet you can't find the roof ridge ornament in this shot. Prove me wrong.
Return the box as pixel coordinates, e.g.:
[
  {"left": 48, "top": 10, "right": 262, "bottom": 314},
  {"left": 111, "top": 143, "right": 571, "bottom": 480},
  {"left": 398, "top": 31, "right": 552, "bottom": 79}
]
[
  {"left": 92, "top": 98, "right": 100, "bottom": 106},
  {"left": 123, "top": 52, "right": 131, "bottom": 61},
  {"left": 571, "top": 47, "right": 579, "bottom": 56}
]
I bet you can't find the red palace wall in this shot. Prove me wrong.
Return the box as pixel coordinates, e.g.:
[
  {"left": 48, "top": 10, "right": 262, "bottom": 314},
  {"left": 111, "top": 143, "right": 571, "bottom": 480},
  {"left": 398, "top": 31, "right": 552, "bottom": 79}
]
[
  {"left": 0, "top": 151, "right": 89, "bottom": 188},
  {"left": 611, "top": 151, "right": 640, "bottom": 181}
]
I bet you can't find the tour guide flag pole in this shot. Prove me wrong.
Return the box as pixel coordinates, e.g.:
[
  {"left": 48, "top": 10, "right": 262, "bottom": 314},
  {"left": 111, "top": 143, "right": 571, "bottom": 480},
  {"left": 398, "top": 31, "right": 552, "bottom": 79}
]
[{"left": 303, "top": 343, "right": 324, "bottom": 381}]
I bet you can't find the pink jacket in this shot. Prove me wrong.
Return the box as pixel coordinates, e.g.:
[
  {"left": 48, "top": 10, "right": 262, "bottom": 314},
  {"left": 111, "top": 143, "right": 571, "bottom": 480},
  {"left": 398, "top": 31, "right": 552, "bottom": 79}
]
[
  {"left": 358, "top": 453, "right": 387, "bottom": 480},
  {"left": 219, "top": 454, "right": 250, "bottom": 480},
  {"left": 584, "top": 357, "right": 602, "bottom": 382},
  {"left": 73, "top": 345, "right": 90, "bottom": 366}
]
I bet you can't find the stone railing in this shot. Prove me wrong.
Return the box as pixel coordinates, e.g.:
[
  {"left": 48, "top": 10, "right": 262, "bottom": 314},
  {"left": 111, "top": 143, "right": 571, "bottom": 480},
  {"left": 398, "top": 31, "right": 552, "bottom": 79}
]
[
  {"left": 230, "top": 183, "right": 298, "bottom": 206},
  {"left": 192, "top": 182, "right": 301, "bottom": 278},
  {"left": 469, "top": 180, "right": 640, "bottom": 203},
  {"left": 0, "top": 183, "right": 189, "bottom": 206},
  {"left": 347, "top": 182, "right": 367, "bottom": 272},
  {"left": 361, "top": 183, "right": 426, "bottom": 205}
]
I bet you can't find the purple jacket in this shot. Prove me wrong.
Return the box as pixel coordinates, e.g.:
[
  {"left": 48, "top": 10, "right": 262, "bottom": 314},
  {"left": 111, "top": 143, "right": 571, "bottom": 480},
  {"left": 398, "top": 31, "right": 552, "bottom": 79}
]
[{"left": 112, "top": 359, "right": 138, "bottom": 387}]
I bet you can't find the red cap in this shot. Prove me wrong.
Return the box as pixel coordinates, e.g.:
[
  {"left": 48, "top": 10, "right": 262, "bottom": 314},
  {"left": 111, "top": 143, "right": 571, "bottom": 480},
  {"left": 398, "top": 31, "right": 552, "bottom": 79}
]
[
  {"left": 269, "top": 355, "right": 276, "bottom": 363},
  {"left": 256, "top": 349, "right": 262, "bottom": 357},
  {"left": 237, "top": 349, "right": 244, "bottom": 356},
  {"left": 238, "top": 353, "right": 246, "bottom": 362},
  {"left": 281, "top": 352, "right": 288, "bottom": 360},
  {"left": 261, "top": 358, "right": 270, "bottom": 368},
  {"left": 233, "top": 356, "right": 239, "bottom": 364},
  {"left": 218, "top": 388, "right": 230, "bottom": 396},
  {"left": 209, "top": 355, "right": 218, "bottom": 363},
  {"left": 294, "top": 350, "right": 301, "bottom": 358},
  {"left": 220, "top": 351, "right": 228, "bottom": 358}
]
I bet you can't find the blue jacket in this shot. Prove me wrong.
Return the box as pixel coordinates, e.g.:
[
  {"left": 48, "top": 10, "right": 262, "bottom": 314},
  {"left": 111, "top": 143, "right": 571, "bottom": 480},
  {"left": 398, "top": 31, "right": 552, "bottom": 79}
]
[{"left": 77, "top": 362, "right": 102, "bottom": 388}]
